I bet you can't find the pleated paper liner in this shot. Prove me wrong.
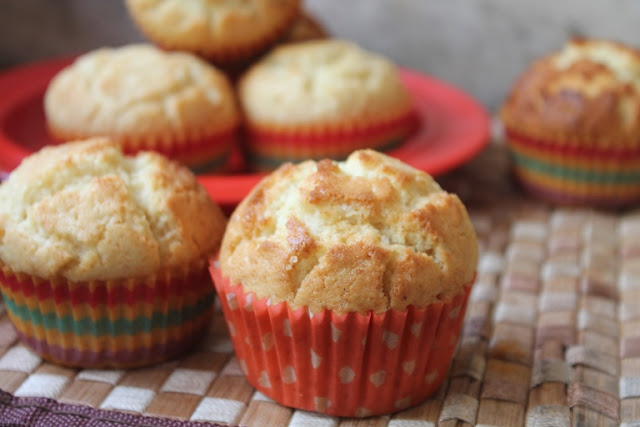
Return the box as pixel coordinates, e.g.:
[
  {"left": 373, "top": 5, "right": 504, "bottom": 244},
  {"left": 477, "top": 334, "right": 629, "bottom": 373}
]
[
  {"left": 505, "top": 128, "right": 640, "bottom": 207},
  {"left": 210, "top": 262, "right": 473, "bottom": 418},
  {"left": 48, "top": 125, "right": 239, "bottom": 174},
  {"left": 0, "top": 261, "right": 215, "bottom": 368},
  {"left": 243, "top": 109, "right": 420, "bottom": 171}
]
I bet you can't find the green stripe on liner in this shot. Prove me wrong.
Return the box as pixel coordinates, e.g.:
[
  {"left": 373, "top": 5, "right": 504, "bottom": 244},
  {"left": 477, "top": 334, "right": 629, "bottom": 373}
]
[
  {"left": 189, "top": 153, "right": 229, "bottom": 174},
  {"left": 511, "top": 151, "right": 640, "bottom": 184},
  {"left": 3, "top": 292, "right": 214, "bottom": 336},
  {"left": 249, "top": 137, "right": 406, "bottom": 170}
]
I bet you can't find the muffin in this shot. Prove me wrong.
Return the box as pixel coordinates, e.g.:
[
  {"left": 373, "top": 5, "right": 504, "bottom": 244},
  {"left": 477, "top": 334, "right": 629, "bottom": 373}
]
[
  {"left": 124, "top": 0, "right": 300, "bottom": 66},
  {"left": 501, "top": 37, "right": 640, "bottom": 207},
  {"left": 211, "top": 149, "right": 478, "bottom": 417},
  {"left": 44, "top": 44, "right": 240, "bottom": 173},
  {"left": 238, "top": 39, "right": 418, "bottom": 171},
  {"left": 0, "top": 138, "right": 227, "bottom": 368}
]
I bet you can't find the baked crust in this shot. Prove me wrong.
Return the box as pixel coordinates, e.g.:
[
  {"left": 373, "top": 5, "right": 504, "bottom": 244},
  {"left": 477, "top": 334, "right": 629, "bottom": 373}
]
[
  {"left": 125, "top": 0, "right": 300, "bottom": 62},
  {"left": 500, "top": 38, "right": 640, "bottom": 147},
  {"left": 238, "top": 39, "right": 413, "bottom": 128},
  {"left": 44, "top": 44, "right": 239, "bottom": 147},
  {"left": 219, "top": 149, "right": 478, "bottom": 314},
  {"left": 0, "top": 138, "right": 227, "bottom": 282}
]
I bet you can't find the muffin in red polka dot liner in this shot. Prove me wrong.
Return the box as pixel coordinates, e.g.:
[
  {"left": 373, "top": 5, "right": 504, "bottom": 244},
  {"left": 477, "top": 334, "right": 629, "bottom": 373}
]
[{"left": 211, "top": 149, "right": 478, "bottom": 417}]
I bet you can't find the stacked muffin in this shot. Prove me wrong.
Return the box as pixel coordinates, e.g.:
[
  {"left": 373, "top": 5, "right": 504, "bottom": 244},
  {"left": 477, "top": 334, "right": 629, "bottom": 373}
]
[
  {"left": 124, "top": 0, "right": 303, "bottom": 67},
  {"left": 501, "top": 38, "right": 640, "bottom": 207},
  {"left": 45, "top": 44, "right": 240, "bottom": 173},
  {"left": 238, "top": 39, "right": 417, "bottom": 171},
  {"left": 43, "top": 1, "right": 418, "bottom": 174}
]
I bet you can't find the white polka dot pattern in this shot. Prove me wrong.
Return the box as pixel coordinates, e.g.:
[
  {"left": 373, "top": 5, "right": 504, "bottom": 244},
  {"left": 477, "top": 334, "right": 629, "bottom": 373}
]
[{"left": 212, "top": 266, "right": 473, "bottom": 418}]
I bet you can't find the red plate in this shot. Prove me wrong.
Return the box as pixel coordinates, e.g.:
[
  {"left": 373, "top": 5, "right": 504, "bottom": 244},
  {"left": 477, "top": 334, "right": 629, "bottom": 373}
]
[{"left": 0, "top": 57, "right": 490, "bottom": 208}]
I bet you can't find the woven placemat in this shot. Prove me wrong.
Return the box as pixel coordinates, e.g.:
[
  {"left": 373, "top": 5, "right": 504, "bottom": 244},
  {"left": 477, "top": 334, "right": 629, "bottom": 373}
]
[{"left": 0, "top": 142, "right": 638, "bottom": 426}]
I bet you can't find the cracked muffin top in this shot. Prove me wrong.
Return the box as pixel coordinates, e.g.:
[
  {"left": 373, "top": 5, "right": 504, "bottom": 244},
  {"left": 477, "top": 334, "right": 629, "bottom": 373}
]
[
  {"left": 44, "top": 44, "right": 239, "bottom": 143},
  {"left": 219, "top": 149, "right": 478, "bottom": 314},
  {"left": 238, "top": 39, "right": 413, "bottom": 126},
  {"left": 0, "top": 138, "right": 227, "bottom": 282},
  {"left": 500, "top": 38, "right": 640, "bottom": 147}
]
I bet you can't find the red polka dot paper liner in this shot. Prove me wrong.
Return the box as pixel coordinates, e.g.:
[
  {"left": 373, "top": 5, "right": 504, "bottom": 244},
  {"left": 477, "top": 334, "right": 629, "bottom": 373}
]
[{"left": 210, "top": 262, "right": 472, "bottom": 418}]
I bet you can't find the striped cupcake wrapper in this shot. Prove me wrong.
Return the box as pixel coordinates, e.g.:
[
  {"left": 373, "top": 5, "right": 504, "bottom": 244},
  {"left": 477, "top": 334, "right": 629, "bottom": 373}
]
[
  {"left": 505, "top": 129, "right": 640, "bottom": 207},
  {"left": 51, "top": 126, "right": 238, "bottom": 174},
  {"left": 245, "top": 110, "right": 419, "bottom": 171},
  {"left": 0, "top": 265, "right": 215, "bottom": 368},
  {"left": 125, "top": 127, "right": 238, "bottom": 174}
]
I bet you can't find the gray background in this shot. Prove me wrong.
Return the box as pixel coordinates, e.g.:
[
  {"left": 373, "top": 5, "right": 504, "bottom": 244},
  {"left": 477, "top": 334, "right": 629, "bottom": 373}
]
[{"left": 1, "top": 0, "right": 639, "bottom": 112}]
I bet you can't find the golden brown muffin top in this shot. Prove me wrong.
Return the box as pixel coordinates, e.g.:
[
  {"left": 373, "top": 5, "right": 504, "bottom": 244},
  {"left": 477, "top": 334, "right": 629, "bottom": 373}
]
[
  {"left": 238, "top": 39, "right": 413, "bottom": 128},
  {"left": 219, "top": 150, "right": 478, "bottom": 314},
  {"left": 125, "top": 0, "right": 300, "bottom": 61},
  {"left": 44, "top": 44, "right": 239, "bottom": 143},
  {"left": 500, "top": 38, "right": 640, "bottom": 147},
  {"left": 0, "top": 138, "right": 227, "bottom": 282}
]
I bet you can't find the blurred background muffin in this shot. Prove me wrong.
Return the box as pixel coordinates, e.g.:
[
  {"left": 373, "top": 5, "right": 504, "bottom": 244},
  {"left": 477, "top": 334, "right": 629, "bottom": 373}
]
[
  {"left": 44, "top": 44, "right": 240, "bottom": 173},
  {"left": 238, "top": 39, "right": 418, "bottom": 171},
  {"left": 501, "top": 38, "right": 640, "bottom": 207},
  {"left": 5, "top": 1, "right": 640, "bottom": 113},
  {"left": 212, "top": 149, "right": 477, "bottom": 416},
  {"left": 0, "top": 138, "right": 227, "bottom": 368},
  {"left": 124, "top": 0, "right": 300, "bottom": 67}
]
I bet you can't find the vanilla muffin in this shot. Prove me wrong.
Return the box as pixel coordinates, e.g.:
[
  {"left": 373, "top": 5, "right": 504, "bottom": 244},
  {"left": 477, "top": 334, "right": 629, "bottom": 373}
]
[
  {"left": 44, "top": 44, "right": 240, "bottom": 173},
  {"left": 211, "top": 149, "right": 477, "bottom": 417},
  {"left": 0, "top": 138, "right": 227, "bottom": 368},
  {"left": 238, "top": 39, "right": 418, "bottom": 171},
  {"left": 501, "top": 38, "right": 640, "bottom": 206},
  {"left": 125, "top": 0, "right": 300, "bottom": 65}
]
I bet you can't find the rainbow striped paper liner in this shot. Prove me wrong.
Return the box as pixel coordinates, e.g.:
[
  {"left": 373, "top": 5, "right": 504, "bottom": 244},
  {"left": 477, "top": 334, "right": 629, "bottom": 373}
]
[
  {"left": 244, "top": 109, "right": 420, "bottom": 171},
  {"left": 210, "top": 263, "right": 472, "bottom": 418},
  {"left": 505, "top": 128, "right": 640, "bottom": 207},
  {"left": 0, "top": 262, "right": 215, "bottom": 368},
  {"left": 49, "top": 125, "right": 238, "bottom": 174}
]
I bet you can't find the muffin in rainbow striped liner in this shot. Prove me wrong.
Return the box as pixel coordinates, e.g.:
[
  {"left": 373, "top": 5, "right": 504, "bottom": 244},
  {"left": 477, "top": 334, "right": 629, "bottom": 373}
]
[
  {"left": 211, "top": 149, "right": 478, "bottom": 417},
  {"left": 500, "top": 38, "right": 640, "bottom": 207},
  {"left": 124, "top": 0, "right": 300, "bottom": 67},
  {"left": 238, "top": 39, "right": 418, "bottom": 171},
  {"left": 0, "top": 138, "right": 226, "bottom": 368},
  {"left": 44, "top": 44, "right": 240, "bottom": 173}
]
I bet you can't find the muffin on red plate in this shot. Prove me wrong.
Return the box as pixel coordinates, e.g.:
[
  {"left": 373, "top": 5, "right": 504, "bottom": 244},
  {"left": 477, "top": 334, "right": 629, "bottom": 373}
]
[
  {"left": 125, "top": 0, "right": 300, "bottom": 67},
  {"left": 44, "top": 44, "right": 240, "bottom": 173},
  {"left": 0, "top": 138, "right": 226, "bottom": 368},
  {"left": 501, "top": 37, "right": 640, "bottom": 206},
  {"left": 238, "top": 39, "right": 418, "bottom": 171},
  {"left": 211, "top": 149, "right": 477, "bottom": 417}
]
